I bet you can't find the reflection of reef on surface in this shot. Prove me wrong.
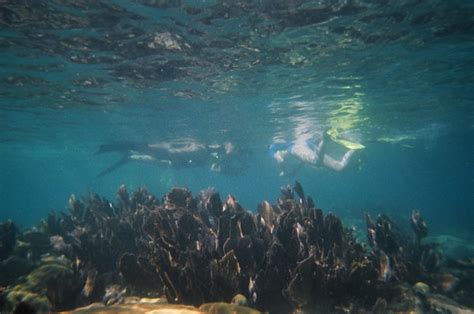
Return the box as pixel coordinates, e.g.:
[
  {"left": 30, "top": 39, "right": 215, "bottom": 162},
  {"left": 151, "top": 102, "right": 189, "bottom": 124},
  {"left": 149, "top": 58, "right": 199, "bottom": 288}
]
[
  {"left": 0, "top": 183, "right": 473, "bottom": 313},
  {"left": 1, "top": 1, "right": 471, "bottom": 105}
]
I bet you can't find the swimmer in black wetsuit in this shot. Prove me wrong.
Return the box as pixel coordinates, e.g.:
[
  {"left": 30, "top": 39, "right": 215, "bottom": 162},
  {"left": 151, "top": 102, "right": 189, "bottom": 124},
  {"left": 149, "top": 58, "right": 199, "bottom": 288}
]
[{"left": 96, "top": 139, "right": 245, "bottom": 177}]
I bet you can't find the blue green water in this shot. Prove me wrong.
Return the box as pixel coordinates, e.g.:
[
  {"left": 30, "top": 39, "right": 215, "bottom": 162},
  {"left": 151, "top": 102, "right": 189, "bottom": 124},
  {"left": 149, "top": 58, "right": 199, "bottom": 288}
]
[{"left": 0, "top": 1, "right": 472, "bottom": 237}]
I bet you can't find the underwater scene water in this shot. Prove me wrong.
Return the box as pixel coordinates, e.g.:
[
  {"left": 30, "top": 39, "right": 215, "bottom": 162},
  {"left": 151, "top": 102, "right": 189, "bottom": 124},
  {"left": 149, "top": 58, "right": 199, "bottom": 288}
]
[{"left": 0, "top": 1, "right": 473, "bottom": 313}]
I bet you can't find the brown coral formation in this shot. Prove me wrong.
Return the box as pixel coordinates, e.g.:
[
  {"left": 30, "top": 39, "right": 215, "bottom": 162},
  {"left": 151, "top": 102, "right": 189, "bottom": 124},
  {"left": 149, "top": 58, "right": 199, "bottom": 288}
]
[{"left": 0, "top": 183, "right": 472, "bottom": 313}]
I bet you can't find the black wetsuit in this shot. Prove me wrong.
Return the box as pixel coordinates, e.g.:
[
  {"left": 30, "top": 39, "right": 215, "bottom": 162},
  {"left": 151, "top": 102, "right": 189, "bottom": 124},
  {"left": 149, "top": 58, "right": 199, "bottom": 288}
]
[{"left": 96, "top": 141, "right": 246, "bottom": 177}]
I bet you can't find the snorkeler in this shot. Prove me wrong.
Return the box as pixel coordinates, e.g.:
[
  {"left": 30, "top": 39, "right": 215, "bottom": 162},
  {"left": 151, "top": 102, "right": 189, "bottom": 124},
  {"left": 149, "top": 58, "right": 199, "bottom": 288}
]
[
  {"left": 269, "top": 131, "right": 361, "bottom": 176},
  {"left": 96, "top": 139, "right": 246, "bottom": 177}
]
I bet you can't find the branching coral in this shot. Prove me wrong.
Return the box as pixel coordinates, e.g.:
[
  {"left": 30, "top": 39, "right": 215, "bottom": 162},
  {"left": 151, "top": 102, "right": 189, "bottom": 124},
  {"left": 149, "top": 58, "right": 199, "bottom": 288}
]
[{"left": 0, "top": 183, "right": 471, "bottom": 313}]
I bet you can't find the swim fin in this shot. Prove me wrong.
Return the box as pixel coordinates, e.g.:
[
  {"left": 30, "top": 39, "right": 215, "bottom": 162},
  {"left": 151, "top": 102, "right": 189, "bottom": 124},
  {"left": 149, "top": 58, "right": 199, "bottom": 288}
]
[
  {"left": 96, "top": 141, "right": 148, "bottom": 155},
  {"left": 97, "top": 155, "right": 129, "bottom": 177},
  {"left": 326, "top": 129, "right": 365, "bottom": 150}
]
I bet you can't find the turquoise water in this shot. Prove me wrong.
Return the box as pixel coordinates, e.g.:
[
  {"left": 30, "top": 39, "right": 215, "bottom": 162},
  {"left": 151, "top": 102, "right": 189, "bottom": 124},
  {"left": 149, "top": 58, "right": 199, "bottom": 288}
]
[{"left": 0, "top": 1, "right": 472, "bottom": 237}]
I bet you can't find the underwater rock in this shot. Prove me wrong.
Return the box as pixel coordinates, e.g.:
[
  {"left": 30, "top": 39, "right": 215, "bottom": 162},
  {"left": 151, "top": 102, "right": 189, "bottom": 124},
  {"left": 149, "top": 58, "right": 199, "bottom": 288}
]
[
  {"left": 69, "top": 304, "right": 203, "bottom": 314},
  {"left": 231, "top": 294, "right": 248, "bottom": 306},
  {"left": 199, "top": 302, "right": 261, "bottom": 314},
  {"left": 4, "top": 255, "right": 81, "bottom": 312},
  {"left": 61, "top": 297, "right": 200, "bottom": 313},
  {"left": 7, "top": 290, "right": 50, "bottom": 313},
  {"left": 63, "top": 296, "right": 262, "bottom": 313}
]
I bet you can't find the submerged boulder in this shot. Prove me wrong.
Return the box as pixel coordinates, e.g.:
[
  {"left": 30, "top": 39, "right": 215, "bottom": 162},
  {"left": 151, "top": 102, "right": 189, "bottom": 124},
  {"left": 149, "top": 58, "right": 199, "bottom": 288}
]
[{"left": 4, "top": 255, "right": 80, "bottom": 312}]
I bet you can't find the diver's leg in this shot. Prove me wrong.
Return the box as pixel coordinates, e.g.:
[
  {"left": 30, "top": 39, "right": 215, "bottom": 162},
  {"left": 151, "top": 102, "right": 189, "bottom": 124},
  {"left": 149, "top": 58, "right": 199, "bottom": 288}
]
[
  {"left": 290, "top": 140, "right": 317, "bottom": 164},
  {"left": 322, "top": 149, "right": 355, "bottom": 171}
]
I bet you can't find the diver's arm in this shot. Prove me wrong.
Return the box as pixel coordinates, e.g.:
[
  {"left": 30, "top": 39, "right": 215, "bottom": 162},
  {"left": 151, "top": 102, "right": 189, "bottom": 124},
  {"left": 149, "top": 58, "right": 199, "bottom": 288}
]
[
  {"left": 289, "top": 140, "right": 318, "bottom": 164},
  {"left": 322, "top": 149, "right": 355, "bottom": 171},
  {"left": 273, "top": 150, "right": 307, "bottom": 177}
]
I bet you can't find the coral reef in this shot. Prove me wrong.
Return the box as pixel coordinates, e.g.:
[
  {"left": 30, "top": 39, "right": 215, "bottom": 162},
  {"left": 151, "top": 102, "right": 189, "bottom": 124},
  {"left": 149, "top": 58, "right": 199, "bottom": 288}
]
[{"left": 0, "top": 183, "right": 472, "bottom": 313}]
